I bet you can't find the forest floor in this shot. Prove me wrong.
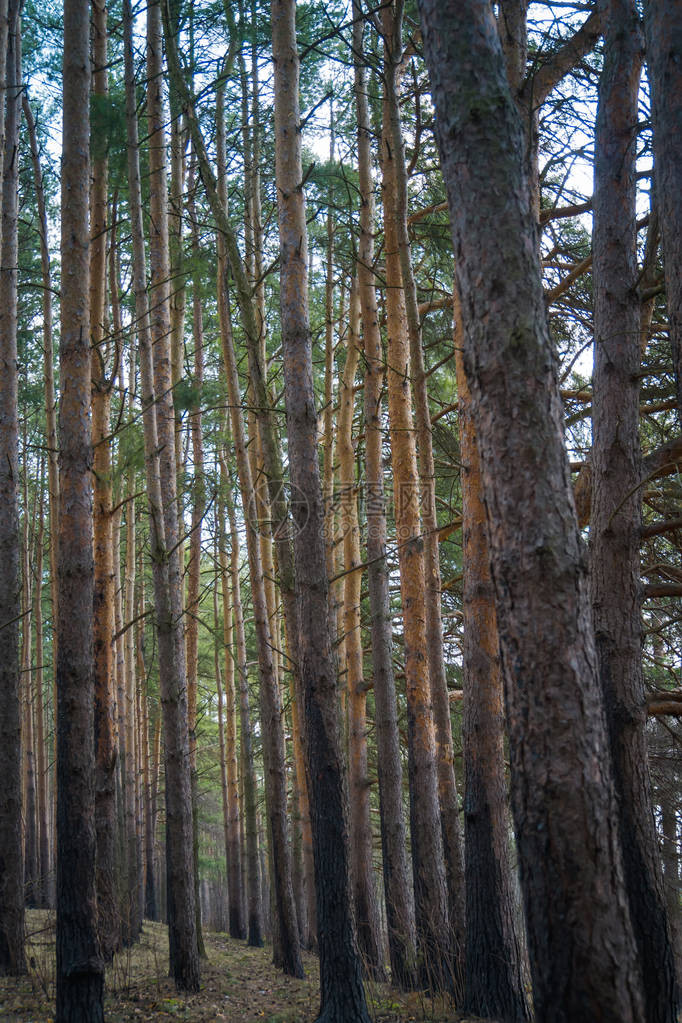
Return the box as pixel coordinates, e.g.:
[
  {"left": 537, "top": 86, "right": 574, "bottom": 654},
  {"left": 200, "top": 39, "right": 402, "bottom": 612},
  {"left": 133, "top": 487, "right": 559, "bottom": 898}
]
[{"left": 0, "top": 910, "right": 471, "bottom": 1022}]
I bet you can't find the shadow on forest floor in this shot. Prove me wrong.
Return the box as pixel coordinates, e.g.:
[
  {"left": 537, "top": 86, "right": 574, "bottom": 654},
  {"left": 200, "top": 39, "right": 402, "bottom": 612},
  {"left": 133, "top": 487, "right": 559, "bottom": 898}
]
[{"left": 0, "top": 910, "right": 478, "bottom": 1022}]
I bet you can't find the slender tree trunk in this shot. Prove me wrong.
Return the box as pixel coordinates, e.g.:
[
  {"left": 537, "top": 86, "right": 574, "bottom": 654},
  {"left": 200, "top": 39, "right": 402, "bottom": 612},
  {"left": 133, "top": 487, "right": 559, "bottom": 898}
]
[
  {"left": 213, "top": 550, "right": 233, "bottom": 928},
  {"left": 226, "top": 492, "right": 264, "bottom": 948},
  {"left": 339, "top": 281, "right": 385, "bottom": 979},
  {"left": 90, "top": 0, "right": 118, "bottom": 956},
  {"left": 418, "top": 3, "right": 644, "bottom": 1019},
  {"left": 218, "top": 225, "right": 303, "bottom": 978},
  {"left": 591, "top": 5, "right": 676, "bottom": 1021},
  {"left": 352, "top": 4, "right": 416, "bottom": 988},
  {"left": 322, "top": 107, "right": 336, "bottom": 585},
  {"left": 57, "top": 0, "right": 105, "bottom": 1012},
  {"left": 271, "top": 3, "right": 370, "bottom": 1019},
  {"left": 21, "top": 463, "right": 38, "bottom": 909},
  {"left": 164, "top": 33, "right": 306, "bottom": 895},
  {"left": 381, "top": 4, "right": 451, "bottom": 989},
  {"left": 22, "top": 101, "right": 59, "bottom": 837},
  {"left": 186, "top": 155, "right": 208, "bottom": 959},
  {"left": 217, "top": 481, "right": 246, "bottom": 940},
  {"left": 0, "top": 0, "right": 25, "bottom": 975},
  {"left": 33, "top": 490, "right": 50, "bottom": 908},
  {"left": 455, "top": 301, "right": 529, "bottom": 1022},
  {"left": 384, "top": 9, "right": 465, "bottom": 966},
  {"left": 124, "top": 0, "right": 199, "bottom": 987},
  {"left": 644, "top": 0, "right": 682, "bottom": 421},
  {"left": 147, "top": 0, "right": 201, "bottom": 980}
]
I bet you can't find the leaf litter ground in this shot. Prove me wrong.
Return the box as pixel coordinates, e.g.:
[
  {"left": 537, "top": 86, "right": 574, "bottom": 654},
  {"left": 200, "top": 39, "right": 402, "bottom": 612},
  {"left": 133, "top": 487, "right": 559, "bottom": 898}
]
[{"left": 0, "top": 910, "right": 481, "bottom": 1022}]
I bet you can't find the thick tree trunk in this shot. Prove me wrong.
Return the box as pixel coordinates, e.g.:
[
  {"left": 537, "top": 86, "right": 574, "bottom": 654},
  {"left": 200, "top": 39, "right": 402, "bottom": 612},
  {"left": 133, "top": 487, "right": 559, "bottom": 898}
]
[
  {"left": 56, "top": 0, "right": 104, "bottom": 1013},
  {"left": 591, "top": 4, "right": 676, "bottom": 1021},
  {"left": 271, "top": 3, "right": 370, "bottom": 1020},
  {"left": 352, "top": 4, "right": 416, "bottom": 989},
  {"left": 644, "top": 0, "right": 682, "bottom": 420},
  {"left": 0, "top": 0, "right": 25, "bottom": 975},
  {"left": 456, "top": 306, "right": 529, "bottom": 1022},
  {"left": 418, "top": 2, "right": 645, "bottom": 1020}
]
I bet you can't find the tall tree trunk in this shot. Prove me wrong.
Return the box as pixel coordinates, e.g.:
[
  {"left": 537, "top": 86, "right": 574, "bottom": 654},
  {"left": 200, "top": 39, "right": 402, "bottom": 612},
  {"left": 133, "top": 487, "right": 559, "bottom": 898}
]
[
  {"left": 112, "top": 227, "right": 142, "bottom": 945},
  {"left": 217, "top": 227, "right": 303, "bottom": 978},
  {"left": 352, "top": 4, "right": 416, "bottom": 988},
  {"left": 147, "top": 0, "right": 201, "bottom": 979},
  {"left": 21, "top": 462, "right": 38, "bottom": 909},
  {"left": 0, "top": 0, "right": 25, "bottom": 975},
  {"left": 90, "top": 0, "right": 118, "bottom": 958},
  {"left": 339, "top": 281, "right": 385, "bottom": 979},
  {"left": 217, "top": 478, "right": 246, "bottom": 940},
  {"left": 271, "top": 3, "right": 370, "bottom": 1019},
  {"left": 644, "top": 0, "right": 682, "bottom": 421},
  {"left": 381, "top": 4, "right": 451, "bottom": 989},
  {"left": 57, "top": 0, "right": 104, "bottom": 1012},
  {"left": 213, "top": 548, "right": 234, "bottom": 931},
  {"left": 455, "top": 301, "right": 529, "bottom": 1022},
  {"left": 384, "top": 8, "right": 465, "bottom": 967},
  {"left": 591, "top": 4, "right": 676, "bottom": 1020},
  {"left": 226, "top": 491, "right": 264, "bottom": 948},
  {"left": 22, "top": 93, "right": 60, "bottom": 684},
  {"left": 33, "top": 489, "right": 50, "bottom": 909},
  {"left": 124, "top": 0, "right": 199, "bottom": 987},
  {"left": 186, "top": 155, "right": 208, "bottom": 960},
  {"left": 212, "top": 77, "right": 299, "bottom": 968},
  {"left": 164, "top": 32, "right": 306, "bottom": 897},
  {"left": 418, "top": 2, "right": 645, "bottom": 1019}
]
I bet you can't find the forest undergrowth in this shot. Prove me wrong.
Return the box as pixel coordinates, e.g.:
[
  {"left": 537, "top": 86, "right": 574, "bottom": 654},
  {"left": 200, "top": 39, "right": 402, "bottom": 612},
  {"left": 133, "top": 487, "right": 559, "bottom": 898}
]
[{"left": 0, "top": 911, "right": 473, "bottom": 1023}]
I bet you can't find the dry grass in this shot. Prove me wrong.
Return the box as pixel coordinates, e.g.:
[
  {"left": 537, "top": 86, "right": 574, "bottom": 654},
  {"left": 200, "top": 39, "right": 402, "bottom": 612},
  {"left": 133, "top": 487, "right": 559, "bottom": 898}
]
[{"left": 0, "top": 910, "right": 468, "bottom": 1022}]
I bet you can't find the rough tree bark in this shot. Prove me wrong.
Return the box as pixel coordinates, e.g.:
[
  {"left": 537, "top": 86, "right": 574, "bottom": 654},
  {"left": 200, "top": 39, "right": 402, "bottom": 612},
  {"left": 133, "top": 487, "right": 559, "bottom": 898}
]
[
  {"left": 56, "top": 0, "right": 105, "bottom": 1012},
  {"left": 455, "top": 297, "right": 529, "bottom": 1022},
  {"left": 591, "top": 3, "right": 676, "bottom": 1020},
  {"left": 418, "top": 2, "right": 645, "bottom": 1019},
  {"left": 272, "top": 2, "right": 370, "bottom": 1019}
]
